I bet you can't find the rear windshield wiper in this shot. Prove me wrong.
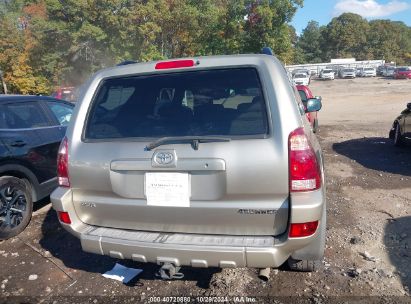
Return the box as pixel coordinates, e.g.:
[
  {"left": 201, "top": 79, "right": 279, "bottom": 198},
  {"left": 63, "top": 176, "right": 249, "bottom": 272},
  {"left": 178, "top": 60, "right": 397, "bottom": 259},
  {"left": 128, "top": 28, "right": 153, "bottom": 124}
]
[{"left": 145, "top": 136, "right": 230, "bottom": 151}]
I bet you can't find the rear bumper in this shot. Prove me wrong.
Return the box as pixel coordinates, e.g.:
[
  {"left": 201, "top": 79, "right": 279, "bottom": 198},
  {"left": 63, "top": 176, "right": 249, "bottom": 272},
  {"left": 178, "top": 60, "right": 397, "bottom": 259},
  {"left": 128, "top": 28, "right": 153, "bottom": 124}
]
[{"left": 51, "top": 187, "right": 325, "bottom": 268}]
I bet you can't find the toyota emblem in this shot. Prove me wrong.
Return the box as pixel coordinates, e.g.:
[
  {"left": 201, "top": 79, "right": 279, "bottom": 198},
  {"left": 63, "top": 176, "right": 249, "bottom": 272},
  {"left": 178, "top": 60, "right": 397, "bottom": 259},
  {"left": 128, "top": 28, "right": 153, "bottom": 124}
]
[{"left": 154, "top": 152, "right": 174, "bottom": 165}]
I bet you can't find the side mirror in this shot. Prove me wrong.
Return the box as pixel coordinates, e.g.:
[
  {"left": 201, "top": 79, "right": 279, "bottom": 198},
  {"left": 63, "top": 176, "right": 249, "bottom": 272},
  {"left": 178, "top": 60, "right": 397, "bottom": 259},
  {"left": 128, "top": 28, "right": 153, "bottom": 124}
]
[
  {"left": 315, "top": 96, "right": 322, "bottom": 101},
  {"left": 306, "top": 98, "right": 322, "bottom": 112},
  {"left": 407, "top": 102, "right": 411, "bottom": 110}
]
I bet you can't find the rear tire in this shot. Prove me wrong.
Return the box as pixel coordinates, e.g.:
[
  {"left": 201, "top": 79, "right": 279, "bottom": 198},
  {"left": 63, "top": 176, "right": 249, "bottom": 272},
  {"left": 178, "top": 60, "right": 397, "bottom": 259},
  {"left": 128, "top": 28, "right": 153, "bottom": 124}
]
[
  {"left": 0, "top": 176, "right": 33, "bottom": 240},
  {"left": 394, "top": 123, "right": 404, "bottom": 147}
]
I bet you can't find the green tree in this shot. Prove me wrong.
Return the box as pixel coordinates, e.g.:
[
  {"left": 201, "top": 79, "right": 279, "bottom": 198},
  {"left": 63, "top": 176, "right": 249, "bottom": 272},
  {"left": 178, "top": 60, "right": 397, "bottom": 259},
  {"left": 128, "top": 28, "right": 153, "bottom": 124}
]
[
  {"left": 0, "top": 1, "right": 50, "bottom": 94},
  {"left": 325, "top": 13, "right": 369, "bottom": 59},
  {"left": 243, "top": 0, "right": 303, "bottom": 63},
  {"left": 367, "top": 20, "right": 411, "bottom": 65},
  {"left": 0, "top": 0, "right": 307, "bottom": 92},
  {"left": 296, "top": 20, "right": 323, "bottom": 63}
]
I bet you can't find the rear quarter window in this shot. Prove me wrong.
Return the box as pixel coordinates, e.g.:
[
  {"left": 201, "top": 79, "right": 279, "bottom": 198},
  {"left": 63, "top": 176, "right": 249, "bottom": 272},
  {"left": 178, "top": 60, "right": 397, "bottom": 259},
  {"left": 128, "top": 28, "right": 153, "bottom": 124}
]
[
  {"left": 85, "top": 68, "right": 269, "bottom": 140},
  {"left": 2, "top": 102, "right": 50, "bottom": 129}
]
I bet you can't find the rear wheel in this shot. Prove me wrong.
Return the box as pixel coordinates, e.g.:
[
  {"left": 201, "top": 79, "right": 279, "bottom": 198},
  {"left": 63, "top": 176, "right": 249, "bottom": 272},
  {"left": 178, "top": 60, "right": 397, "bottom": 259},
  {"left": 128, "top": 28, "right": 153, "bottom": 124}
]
[
  {"left": 0, "top": 176, "right": 33, "bottom": 240},
  {"left": 394, "top": 123, "right": 404, "bottom": 147}
]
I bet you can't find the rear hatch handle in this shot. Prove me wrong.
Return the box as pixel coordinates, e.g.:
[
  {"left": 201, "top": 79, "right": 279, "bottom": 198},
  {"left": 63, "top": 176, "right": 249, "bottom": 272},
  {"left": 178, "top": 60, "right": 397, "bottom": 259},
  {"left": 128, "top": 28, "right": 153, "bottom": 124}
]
[{"left": 145, "top": 136, "right": 230, "bottom": 151}]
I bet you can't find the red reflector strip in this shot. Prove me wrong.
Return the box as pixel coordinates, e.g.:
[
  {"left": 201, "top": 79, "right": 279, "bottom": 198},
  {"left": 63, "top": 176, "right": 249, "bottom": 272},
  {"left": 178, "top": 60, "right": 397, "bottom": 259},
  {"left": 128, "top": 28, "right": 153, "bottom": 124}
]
[
  {"left": 58, "top": 211, "right": 71, "bottom": 224},
  {"left": 289, "top": 221, "right": 318, "bottom": 238},
  {"left": 155, "top": 60, "right": 195, "bottom": 70}
]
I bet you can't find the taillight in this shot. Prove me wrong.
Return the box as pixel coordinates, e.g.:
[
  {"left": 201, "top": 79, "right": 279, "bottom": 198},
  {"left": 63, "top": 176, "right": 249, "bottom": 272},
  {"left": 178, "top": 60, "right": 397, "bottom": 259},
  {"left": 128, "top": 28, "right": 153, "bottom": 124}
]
[
  {"left": 58, "top": 211, "right": 71, "bottom": 224},
  {"left": 155, "top": 60, "right": 195, "bottom": 70},
  {"left": 289, "top": 128, "right": 321, "bottom": 192},
  {"left": 57, "top": 137, "right": 70, "bottom": 187},
  {"left": 289, "top": 221, "right": 318, "bottom": 238}
]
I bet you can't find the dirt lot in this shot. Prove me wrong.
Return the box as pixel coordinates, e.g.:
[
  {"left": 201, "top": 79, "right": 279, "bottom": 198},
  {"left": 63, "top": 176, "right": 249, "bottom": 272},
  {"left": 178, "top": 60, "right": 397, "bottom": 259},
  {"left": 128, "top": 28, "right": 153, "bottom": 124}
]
[{"left": 0, "top": 77, "right": 410, "bottom": 304}]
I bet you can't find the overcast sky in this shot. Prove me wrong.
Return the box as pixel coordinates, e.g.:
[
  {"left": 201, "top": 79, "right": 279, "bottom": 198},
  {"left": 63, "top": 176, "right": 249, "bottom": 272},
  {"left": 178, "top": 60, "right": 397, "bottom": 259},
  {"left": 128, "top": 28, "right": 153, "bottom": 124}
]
[{"left": 291, "top": 0, "right": 411, "bottom": 34}]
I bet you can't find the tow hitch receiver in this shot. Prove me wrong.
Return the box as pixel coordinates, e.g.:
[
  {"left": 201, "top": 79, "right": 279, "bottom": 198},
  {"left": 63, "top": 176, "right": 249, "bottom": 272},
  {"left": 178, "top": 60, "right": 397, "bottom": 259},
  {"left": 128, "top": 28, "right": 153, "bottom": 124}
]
[{"left": 156, "top": 263, "right": 184, "bottom": 280}]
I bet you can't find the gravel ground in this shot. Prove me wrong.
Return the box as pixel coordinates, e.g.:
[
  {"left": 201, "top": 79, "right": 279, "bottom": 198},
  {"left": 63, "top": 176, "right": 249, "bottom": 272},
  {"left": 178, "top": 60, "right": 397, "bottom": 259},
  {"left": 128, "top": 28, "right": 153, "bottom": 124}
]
[{"left": 0, "top": 77, "right": 410, "bottom": 304}]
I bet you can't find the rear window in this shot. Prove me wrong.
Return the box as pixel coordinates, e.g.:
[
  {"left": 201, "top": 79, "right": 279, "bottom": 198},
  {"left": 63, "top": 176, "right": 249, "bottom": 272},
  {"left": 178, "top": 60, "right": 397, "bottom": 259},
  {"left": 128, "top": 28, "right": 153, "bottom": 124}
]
[{"left": 85, "top": 68, "right": 269, "bottom": 140}]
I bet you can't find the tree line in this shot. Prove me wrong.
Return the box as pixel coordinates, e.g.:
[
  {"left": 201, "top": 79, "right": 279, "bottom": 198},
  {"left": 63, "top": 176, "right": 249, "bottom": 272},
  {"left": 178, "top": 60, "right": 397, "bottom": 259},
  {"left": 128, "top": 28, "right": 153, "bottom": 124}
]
[
  {"left": 0, "top": 0, "right": 302, "bottom": 94},
  {"left": 295, "top": 13, "right": 411, "bottom": 66},
  {"left": 0, "top": 1, "right": 410, "bottom": 95}
]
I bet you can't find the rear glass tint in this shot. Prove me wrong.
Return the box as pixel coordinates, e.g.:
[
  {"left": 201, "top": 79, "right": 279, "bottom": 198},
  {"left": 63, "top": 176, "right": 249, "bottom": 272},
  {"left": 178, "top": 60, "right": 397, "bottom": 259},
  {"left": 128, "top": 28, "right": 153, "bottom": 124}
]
[
  {"left": 3, "top": 102, "right": 50, "bottom": 129},
  {"left": 85, "top": 68, "right": 268, "bottom": 139}
]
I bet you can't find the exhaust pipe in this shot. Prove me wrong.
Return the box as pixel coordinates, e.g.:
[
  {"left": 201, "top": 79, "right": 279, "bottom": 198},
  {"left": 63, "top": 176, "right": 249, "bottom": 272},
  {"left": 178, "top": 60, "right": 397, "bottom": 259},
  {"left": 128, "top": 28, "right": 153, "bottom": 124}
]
[{"left": 258, "top": 268, "right": 271, "bottom": 281}]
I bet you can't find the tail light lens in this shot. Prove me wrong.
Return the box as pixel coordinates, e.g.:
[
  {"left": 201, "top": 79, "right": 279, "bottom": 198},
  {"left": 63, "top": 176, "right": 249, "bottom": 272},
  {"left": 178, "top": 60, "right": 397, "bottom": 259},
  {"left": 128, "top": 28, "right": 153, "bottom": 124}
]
[
  {"left": 289, "top": 221, "right": 318, "bottom": 238},
  {"left": 58, "top": 211, "right": 71, "bottom": 224},
  {"left": 289, "top": 128, "right": 321, "bottom": 192},
  {"left": 57, "top": 137, "right": 70, "bottom": 187}
]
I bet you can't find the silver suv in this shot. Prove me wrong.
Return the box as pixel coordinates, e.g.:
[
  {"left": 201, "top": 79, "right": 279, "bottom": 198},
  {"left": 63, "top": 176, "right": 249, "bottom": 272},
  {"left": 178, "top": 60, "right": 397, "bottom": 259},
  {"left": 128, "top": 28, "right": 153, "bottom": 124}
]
[{"left": 52, "top": 55, "right": 326, "bottom": 274}]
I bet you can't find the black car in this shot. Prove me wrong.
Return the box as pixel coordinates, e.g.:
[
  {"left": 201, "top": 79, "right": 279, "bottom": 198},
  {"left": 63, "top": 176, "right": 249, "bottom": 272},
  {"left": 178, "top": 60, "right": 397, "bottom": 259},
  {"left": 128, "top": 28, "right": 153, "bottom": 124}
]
[
  {"left": 389, "top": 102, "right": 411, "bottom": 146},
  {"left": 0, "top": 95, "right": 74, "bottom": 239}
]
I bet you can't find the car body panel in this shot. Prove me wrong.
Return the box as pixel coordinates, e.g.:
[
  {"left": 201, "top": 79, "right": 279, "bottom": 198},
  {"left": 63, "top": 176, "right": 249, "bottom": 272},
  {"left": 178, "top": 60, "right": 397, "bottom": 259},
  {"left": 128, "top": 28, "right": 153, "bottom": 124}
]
[{"left": 389, "top": 106, "right": 411, "bottom": 140}]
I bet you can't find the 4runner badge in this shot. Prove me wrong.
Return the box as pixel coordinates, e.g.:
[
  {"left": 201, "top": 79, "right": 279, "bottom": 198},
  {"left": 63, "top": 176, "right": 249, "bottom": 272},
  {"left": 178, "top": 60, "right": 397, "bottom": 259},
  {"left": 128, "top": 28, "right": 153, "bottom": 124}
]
[{"left": 238, "top": 209, "right": 277, "bottom": 215}]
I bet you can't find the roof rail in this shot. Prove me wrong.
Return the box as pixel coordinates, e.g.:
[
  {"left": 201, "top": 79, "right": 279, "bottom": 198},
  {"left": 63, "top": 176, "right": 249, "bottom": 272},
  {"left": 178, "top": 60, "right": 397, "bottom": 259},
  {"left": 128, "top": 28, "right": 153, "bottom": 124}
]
[
  {"left": 261, "top": 47, "right": 274, "bottom": 56},
  {"left": 117, "top": 60, "right": 137, "bottom": 66}
]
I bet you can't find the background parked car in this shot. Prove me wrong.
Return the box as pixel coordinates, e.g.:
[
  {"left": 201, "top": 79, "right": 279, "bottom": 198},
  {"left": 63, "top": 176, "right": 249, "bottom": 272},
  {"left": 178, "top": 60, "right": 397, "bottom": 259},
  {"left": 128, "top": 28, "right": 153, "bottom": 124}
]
[
  {"left": 51, "top": 87, "right": 76, "bottom": 102},
  {"left": 356, "top": 67, "right": 363, "bottom": 77},
  {"left": 340, "top": 68, "right": 356, "bottom": 79},
  {"left": 393, "top": 67, "right": 411, "bottom": 79},
  {"left": 319, "top": 69, "right": 335, "bottom": 80},
  {"left": 383, "top": 66, "right": 396, "bottom": 77},
  {"left": 293, "top": 73, "right": 310, "bottom": 86},
  {"left": 0, "top": 95, "right": 74, "bottom": 239},
  {"left": 377, "top": 65, "right": 385, "bottom": 76},
  {"left": 297, "top": 85, "right": 321, "bottom": 133},
  {"left": 360, "top": 67, "right": 376, "bottom": 77},
  {"left": 389, "top": 102, "right": 411, "bottom": 146}
]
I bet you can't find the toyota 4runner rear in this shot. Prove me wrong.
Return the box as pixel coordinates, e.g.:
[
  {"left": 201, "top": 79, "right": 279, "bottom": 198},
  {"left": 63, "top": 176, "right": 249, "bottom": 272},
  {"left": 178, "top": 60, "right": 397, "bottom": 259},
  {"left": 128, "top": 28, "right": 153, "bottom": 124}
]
[{"left": 51, "top": 55, "right": 326, "bottom": 273}]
